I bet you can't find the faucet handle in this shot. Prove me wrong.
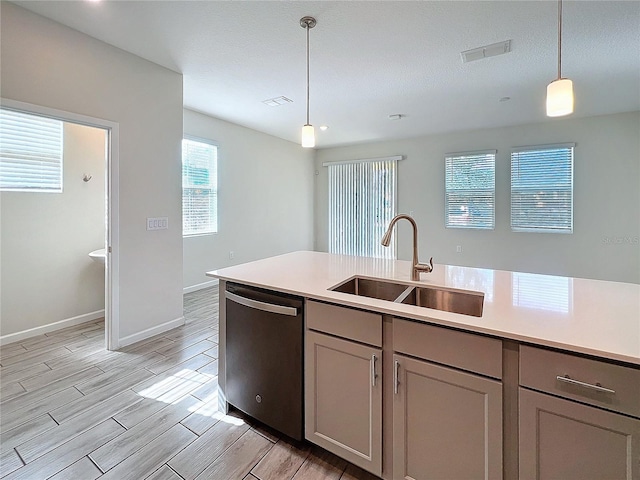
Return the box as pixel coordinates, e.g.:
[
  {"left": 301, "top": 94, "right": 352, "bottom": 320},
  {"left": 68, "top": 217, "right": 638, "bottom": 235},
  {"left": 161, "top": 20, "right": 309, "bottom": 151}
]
[
  {"left": 415, "top": 257, "right": 434, "bottom": 274},
  {"left": 424, "top": 257, "right": 433, "bottom": 273}
]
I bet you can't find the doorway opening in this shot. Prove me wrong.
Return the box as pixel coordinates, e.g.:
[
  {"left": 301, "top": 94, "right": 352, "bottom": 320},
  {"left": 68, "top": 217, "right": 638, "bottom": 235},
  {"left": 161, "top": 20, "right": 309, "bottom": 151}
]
[{"left": 0, "top": 98, "right": 120, "bottom": 350}]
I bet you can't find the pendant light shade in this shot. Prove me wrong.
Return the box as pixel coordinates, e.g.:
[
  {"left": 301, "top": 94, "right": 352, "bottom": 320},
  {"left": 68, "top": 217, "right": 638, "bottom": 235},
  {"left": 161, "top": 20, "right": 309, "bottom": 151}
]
[
  {"left": 300, "top": 16, "right": 316, "bottom": 148},
  {"left": 301, "top": 124, "right": 315, "bottom": 148},
  {"left": 546, "top": 78, "right": 574, "bottom": 117},
  {"left": 546, "top": 0, "right": 573, "bottom": 117}
]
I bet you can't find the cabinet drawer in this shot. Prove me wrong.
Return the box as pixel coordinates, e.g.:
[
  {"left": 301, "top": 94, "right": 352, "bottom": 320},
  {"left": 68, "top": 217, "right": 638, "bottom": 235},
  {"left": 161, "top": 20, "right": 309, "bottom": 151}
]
[
  {"left": 306, "top": 301, "right": 382, "bottom": 347},
  {"left": 520, "top": 345, "right": 640, "bottom": 418},
  {"left": 393, "top": 318, "right": 502, "bottom": 379}
]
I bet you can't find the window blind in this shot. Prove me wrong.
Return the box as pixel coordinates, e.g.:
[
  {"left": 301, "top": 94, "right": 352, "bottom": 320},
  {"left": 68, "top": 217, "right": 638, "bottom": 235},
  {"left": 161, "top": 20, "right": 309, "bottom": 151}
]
[
  {"left": 445, "top": 150, "right": 496, "bottom": 229},
  {"left": 328, "top": 157, "right": 397, "bottom": 259},
  {"left": 0, "top": 108, "right": 63, "bottom": 192},
  {"left": 182, "top": 138, "right": 217, "bottom": 236},
  {"left": 511, "top": 144, "right": 574, "bottom": 233}
]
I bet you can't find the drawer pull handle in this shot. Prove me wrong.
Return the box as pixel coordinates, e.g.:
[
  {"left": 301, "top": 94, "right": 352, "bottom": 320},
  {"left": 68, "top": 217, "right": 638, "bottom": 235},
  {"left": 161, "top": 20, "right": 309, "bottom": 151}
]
[{"left": 556, "top": 375, "right": 616, "bottom": 395}]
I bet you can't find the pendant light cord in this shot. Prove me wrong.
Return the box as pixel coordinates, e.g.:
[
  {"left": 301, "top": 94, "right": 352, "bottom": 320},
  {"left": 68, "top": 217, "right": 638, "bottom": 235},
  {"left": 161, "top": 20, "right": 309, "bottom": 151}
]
[
  {"left": 306, "top": 22, "right": 310, "bottom": 126},
  {"left": 557, "top": 0, "right": 562, "bottom": 80}
]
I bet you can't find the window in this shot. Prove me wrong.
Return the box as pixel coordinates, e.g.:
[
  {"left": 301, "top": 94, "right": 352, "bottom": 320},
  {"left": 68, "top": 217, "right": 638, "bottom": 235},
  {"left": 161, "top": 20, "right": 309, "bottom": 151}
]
[
  {"left": 0, "top": 108, "right": 63, "bottom": 192},
  {"left": 182, "top": 137, "right": 217, "bottom": 236},
  {"left": 445, "top": 150, "right": 495, "bottom": 229},
  {"left": 327, "top": 156, "right": 399, "bottom": 259},
  {"left": 511, "top": 144, "right": 574, "bottom": 233}
]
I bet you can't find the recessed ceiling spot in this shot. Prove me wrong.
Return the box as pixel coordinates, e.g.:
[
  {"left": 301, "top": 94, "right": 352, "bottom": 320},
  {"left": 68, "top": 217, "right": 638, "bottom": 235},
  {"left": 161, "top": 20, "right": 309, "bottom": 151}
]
[
  {"left": 388, "top": 114, "right": 404, "bottom": 121},
  {"left": 320, "top": 125, "right": 329, "bottom": 131},
  {"left": 499, "top": 96, "right": 511, "bottom": 102},
  {"left": 461, "top": 40, "right": 512, "bottom": 63},
  {"left": 262, "top": 96, "right": 293, "bottom": 107}
]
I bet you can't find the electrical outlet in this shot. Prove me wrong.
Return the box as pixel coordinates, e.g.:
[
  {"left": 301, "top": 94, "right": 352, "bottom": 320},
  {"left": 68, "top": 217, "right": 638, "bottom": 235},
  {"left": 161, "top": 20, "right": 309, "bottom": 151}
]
[
  {"left": 229, "top": 251, "right": 235, "bottom": 259},
  {"left": 456, "top": 245, "right": 463, "bottom": 253}
]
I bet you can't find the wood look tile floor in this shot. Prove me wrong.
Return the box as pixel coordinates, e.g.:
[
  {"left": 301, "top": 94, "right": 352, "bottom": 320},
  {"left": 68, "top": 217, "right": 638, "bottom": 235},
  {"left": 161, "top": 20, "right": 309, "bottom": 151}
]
[{"left": 0, "top": 288, "right": 379, "bottom": 480}]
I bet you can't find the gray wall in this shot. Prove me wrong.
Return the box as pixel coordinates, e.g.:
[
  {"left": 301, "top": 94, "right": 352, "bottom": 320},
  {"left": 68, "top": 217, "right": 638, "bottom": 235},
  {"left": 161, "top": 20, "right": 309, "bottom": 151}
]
[
  {"left": 1, "top": 123, "right": 106, "bottom": 336},
  {"left": 1, "top": 3, "right": 184, "bottom": 342},
  {"left": 183, "top": 109, "right": 315, "bottom": 289},
  {"left": 315, "top": 111, "right": 640, "bottom": 284}
]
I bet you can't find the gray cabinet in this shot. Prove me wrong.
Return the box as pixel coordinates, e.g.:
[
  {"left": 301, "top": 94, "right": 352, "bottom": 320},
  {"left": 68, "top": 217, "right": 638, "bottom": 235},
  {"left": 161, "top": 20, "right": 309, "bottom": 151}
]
[
  {"left": 392, "top": 317, "right": 504, "bottom": 480},
  {"left": 305, "top": 330, "right": 383, "bottom": 476},
  {"left": 392, "top": 354, "right": 503, "bottom": 480},
  {"left": 305, "top": 301, "right": 383, "bottom": 476},
  {"left": 519, "top": 345, "right": 640, "bottom": 480},
  {"left": 519, "top": 388, "right": 640, "bottom": 480}
]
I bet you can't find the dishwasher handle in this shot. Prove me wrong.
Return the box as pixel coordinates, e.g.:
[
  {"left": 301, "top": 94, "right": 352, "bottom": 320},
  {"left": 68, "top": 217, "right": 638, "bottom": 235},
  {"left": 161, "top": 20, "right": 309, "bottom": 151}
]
[{"left": 226, "top": 290, "right": 299, "bottom": 317}]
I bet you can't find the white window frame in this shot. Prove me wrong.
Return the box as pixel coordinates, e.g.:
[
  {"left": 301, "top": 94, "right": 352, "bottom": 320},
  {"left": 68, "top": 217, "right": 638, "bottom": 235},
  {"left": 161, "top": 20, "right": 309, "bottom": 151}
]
[
  {"left": 182, "top": 136, "right": 218, "bottom": 237},
  {"left": 445, "top": 150, "right": 496, "bottom": 230},
  {"left": 0, "top": 107, "right": 64, "bottom": 193},
  {"left": 324, "top": 155, "right": 401, "bottom": 259},
  {"left": 510, "top": 143, "right": 574, "bottom": 234}
]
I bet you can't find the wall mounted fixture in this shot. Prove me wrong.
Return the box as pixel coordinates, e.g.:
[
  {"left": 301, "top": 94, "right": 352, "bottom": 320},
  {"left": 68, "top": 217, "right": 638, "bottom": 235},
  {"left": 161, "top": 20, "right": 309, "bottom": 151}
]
[
  {"left": 83, "top": 174, "right": 92, "bottom": 182},
  {"left": 300, "top": 16, "right": 316, "bottom": 148},
  {"left": 546, "top": 0, "right": 574, "bottom": 117}
]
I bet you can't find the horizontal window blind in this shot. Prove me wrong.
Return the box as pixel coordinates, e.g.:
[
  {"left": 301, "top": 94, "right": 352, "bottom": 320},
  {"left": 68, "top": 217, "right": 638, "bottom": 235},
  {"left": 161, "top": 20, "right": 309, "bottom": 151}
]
[
  {"left": 445, "top": 150, "right": 495, "bottom": 229},
  {"left": 182, "top": 138, "right": 217, "bottom": 236},
  {"left": 0, "top": 108, "right": 63, "bottom": 192},
  {"left": 328, "top": 158, "right": 397, "bottom": 259},
  {"left": 511, "top": 144, "right": 574, "bottom": 233}
]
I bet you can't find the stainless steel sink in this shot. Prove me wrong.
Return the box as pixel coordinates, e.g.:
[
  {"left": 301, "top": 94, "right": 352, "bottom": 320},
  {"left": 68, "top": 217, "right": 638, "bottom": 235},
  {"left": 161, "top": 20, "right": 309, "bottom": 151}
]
[
  {"left": 331, "top": 277, "right": 411, "bottom": 302},
  {"left": 400, "top": 286, "right": 484, "bottom": 317},
  {"left": 330, "top": 276, "right": 484, "bottom": 317}
]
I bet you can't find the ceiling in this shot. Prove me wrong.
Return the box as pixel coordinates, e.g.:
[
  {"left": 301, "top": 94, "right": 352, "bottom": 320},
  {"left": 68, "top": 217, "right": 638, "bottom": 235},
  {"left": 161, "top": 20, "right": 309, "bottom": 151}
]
[{"left": 14, "top": 1, "right": 640, "bottom": 148}]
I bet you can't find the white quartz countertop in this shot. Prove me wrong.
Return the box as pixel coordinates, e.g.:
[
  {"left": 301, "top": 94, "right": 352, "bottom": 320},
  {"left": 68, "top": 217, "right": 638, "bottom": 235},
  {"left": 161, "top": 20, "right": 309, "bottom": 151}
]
[{"left": 207, "top": 251, "right": 640, "bottom": 366}]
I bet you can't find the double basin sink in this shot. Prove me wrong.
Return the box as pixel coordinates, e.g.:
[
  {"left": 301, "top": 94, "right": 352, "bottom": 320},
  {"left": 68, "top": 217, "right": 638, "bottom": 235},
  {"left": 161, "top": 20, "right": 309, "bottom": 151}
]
[{"left": 331, "top": 276, "right": 484, "bottom": 317}]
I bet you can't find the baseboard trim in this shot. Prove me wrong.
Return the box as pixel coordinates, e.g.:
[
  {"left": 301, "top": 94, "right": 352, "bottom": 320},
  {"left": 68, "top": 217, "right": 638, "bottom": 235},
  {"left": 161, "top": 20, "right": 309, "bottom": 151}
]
[
  {"left": 118, "top": 316, "right": 185, "bottom": 348},
  {"left": 183, "top": 279, "right": 219, "bottom": 294},
  {"left": 0, "top": 310, "right": 105, "bottom": 346}
]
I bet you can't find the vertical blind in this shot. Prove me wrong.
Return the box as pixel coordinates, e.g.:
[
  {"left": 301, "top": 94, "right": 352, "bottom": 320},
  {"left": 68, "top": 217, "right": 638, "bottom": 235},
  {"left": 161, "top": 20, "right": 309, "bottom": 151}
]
[
  {"left": 511, "top": 144, "right": 574, "bottom": 233},
  {"left": 0, "top": 108, "right": 63, "bottom": 192},
  {"left": 445, "top": 150, "right": 496, "bottom": 229},
  {"left": 328, "top": 157, "right": 397, "bottom": 259},
  {"left": 182, "top": 138, "right": 218, "bottom": 236}
]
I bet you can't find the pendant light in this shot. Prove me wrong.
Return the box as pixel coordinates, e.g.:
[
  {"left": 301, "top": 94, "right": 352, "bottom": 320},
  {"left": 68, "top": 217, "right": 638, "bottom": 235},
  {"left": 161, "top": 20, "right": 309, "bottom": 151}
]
[
  {"left": 546, "top": 0, "right": 574, "bottom": 117},
  {"left": 300, "top": 16, "right": 316, "bottom": 148}
]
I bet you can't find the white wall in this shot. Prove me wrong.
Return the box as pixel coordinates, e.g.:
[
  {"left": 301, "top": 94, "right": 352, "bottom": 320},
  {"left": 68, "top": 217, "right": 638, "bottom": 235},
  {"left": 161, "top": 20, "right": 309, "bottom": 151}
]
[
  {"left": 1, "top": 123, "right": 106, "bottom": 336},
  {"left": 315, "top": 111, "right": 640, "bottom": 284},
  {"left": 1, "top": 3, "right": 184, "bottom": 342},
  {"left": 183, "top": 109, "right": 315, "bottom": 289}
]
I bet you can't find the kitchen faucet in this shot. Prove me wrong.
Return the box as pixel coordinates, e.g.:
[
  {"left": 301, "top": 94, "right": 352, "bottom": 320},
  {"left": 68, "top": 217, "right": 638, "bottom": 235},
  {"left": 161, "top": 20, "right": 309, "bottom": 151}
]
[{"left": 381, "top": 214, "right": 433, "bottom": 281}]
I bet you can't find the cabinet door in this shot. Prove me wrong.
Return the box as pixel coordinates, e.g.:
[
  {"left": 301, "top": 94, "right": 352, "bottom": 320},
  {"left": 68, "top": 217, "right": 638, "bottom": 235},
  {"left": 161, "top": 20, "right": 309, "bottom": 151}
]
[
  {"left": 305, "top": 330, "right": 382, "bottom": 476},
  {"left": 393, "top": 354, "right": 502, "bottom": 480},
  {"left": 519, "top": 387, "right": 640, "bottom": 480}
]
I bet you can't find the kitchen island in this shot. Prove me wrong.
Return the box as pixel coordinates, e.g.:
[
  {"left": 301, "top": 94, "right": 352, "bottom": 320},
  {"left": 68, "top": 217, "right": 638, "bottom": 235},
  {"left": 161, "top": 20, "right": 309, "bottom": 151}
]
[{"left": 207, "top": 251, "right": 640, "bottom": 480}]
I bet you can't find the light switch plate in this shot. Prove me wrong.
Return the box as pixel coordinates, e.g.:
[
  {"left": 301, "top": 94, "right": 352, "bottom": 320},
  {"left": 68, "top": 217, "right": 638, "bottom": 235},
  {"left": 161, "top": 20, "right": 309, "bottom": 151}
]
[{"left": 147, "top": 217, "right": 168, "bottom": 230}]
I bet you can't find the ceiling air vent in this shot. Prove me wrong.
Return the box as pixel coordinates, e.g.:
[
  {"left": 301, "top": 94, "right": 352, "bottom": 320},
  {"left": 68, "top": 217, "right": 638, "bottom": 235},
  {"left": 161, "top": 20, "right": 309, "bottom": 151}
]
[
  {"left": 262, "top": 96, "right": 293, "bottom": 107},
  {"left": 461, "top": 40, "right": 512, "bottom": 63}
]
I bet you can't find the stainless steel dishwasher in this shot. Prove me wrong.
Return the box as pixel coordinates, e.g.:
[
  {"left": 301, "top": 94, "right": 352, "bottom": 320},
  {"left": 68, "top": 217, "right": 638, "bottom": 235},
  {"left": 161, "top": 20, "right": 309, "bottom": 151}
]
[{"left": 225, "top": 282, "right": 304, "bottom": 440}]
